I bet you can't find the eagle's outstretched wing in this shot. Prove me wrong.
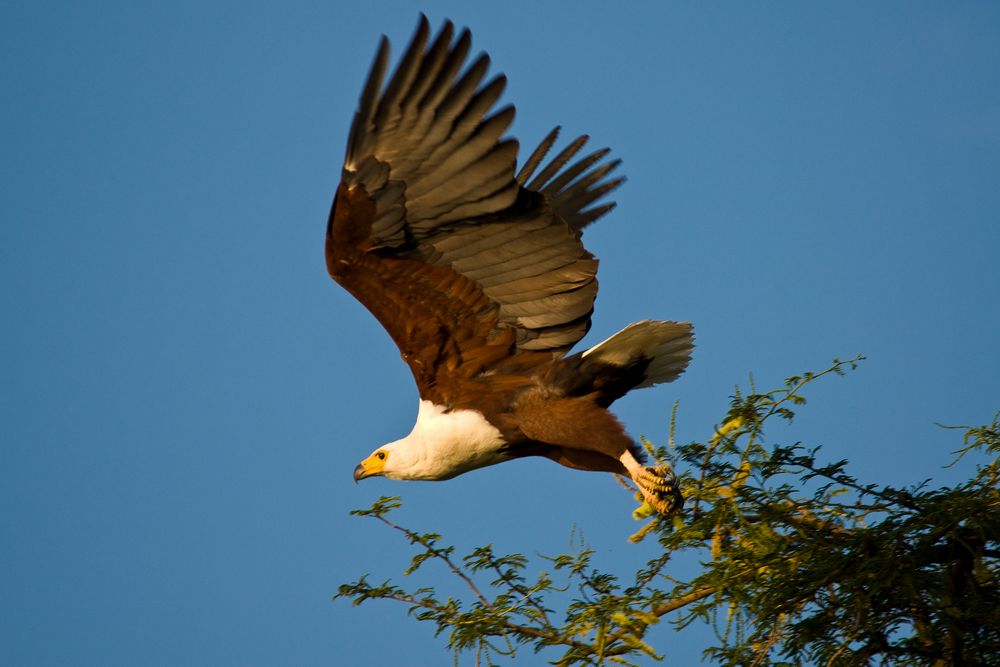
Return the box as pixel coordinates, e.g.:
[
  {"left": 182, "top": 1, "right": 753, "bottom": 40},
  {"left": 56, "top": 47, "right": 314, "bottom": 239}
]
[{"left": 326, "top": 16, "right": 623, "bottom": 404}]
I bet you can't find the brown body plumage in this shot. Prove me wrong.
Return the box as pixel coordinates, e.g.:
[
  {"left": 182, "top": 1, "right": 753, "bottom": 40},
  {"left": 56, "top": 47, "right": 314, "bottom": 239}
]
[{"left": 328, "top": 17, "right": 693, "bottom": 514}]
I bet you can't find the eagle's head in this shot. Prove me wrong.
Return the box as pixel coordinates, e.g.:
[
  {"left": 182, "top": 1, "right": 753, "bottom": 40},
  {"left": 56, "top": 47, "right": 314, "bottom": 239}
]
[
  {"left": 353, "top": 447, "right": 389, "bottom": 481},
  {"left": 352, "top": 439, "right": 452, "bottom": 481},
  {"left": 352, "top": 401, "right": 508, "bottom": 482}
]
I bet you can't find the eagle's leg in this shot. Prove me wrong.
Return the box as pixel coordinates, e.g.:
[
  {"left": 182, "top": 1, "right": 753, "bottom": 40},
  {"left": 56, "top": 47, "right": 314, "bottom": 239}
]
[
  {"left": 514, "top": 394, "right": 684, "bottom": 514},
  {"left": 619, "top": 451, "right": 683, "bottom": 515}
]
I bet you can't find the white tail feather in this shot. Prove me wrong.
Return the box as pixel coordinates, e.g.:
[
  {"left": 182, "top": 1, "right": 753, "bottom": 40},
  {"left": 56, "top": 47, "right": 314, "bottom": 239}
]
[{"left": 582, "top": 320, "right": 694, "bottom": 387}]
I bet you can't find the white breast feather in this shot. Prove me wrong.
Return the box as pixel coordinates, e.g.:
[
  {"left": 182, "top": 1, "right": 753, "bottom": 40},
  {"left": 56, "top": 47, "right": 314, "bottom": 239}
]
[{"left": 383, "top": 400, "right": 508, "bottom": 480}]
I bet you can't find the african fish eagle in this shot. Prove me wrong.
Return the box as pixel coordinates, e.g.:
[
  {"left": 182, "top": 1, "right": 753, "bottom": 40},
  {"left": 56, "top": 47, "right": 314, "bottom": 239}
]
[{"left": 327, "top": 16, "right": 694, "bottom": 514}]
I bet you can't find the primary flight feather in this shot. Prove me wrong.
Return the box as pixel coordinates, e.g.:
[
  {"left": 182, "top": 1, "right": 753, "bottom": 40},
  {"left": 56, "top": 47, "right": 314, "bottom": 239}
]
[{"left": 327, "top": 16, "right": 693, "bottom": 514}]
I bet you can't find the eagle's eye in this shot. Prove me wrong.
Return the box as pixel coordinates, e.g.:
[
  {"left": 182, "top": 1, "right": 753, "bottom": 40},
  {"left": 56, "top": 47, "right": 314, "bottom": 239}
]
[{"left": 376, "top": 451, "right": 386, "bottom": 461}]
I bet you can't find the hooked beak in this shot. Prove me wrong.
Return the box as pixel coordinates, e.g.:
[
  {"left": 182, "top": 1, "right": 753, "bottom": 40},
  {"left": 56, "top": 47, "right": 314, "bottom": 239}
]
[{"left": 353, "top": 453, "right": 385, "bottom": 482}]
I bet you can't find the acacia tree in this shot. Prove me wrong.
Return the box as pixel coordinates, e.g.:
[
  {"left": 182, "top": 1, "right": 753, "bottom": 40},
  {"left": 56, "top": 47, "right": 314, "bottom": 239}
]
[{"left": 336, "top": 357, "right": 1000, "bottom": 665}]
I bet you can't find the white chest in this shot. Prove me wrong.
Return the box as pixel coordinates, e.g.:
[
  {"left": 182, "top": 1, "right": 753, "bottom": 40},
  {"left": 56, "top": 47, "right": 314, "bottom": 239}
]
[{"left": 384, "top": 400, "right": 508, "bottom": 480}]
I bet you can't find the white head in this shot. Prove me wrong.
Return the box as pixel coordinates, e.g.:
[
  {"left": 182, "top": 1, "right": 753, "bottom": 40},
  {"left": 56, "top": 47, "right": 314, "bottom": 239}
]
[
  {"left": 352, "top": 438, "right": 429, "bottom": 481},
  {"left": 352, "top": 400, "right": 508, "bottom": 482}
]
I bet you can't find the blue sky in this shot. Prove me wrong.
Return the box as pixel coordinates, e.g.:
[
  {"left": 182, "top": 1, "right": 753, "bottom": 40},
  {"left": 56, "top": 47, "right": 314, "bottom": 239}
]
[{"left": 3, "top": 2, "right": 999, "bottom": 664}]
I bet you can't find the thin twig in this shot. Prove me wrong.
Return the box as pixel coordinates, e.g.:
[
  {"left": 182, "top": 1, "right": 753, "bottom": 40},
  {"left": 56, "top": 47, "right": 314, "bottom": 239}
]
[{"left": 377, "top": 514, "right": 492, "bottom": 606}]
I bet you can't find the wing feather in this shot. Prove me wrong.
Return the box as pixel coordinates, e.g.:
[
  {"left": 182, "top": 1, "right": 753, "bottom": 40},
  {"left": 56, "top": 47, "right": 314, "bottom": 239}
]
[
  {"left": 525, "top": 135, "right": 590, "bottom": 191},
  {"left": 328, "top": 17, "right": 624, "bottom": 399},
  {"left": 516, "top": 126, "right": 560, "bottom": 185}
]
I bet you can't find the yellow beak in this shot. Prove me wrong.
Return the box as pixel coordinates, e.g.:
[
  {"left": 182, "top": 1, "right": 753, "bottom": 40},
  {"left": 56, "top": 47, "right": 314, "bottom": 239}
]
[{"left": 353, "top": 453, "right": 385, "bottom": 482}]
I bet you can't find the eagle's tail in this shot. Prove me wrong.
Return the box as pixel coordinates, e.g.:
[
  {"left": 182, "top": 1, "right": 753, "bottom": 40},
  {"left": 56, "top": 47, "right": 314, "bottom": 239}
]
[{"left": 573, "top": 320, "right": 694, "bottom": 406}]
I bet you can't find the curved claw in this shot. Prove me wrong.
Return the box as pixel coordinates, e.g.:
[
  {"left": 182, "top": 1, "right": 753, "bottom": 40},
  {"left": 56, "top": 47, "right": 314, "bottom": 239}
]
[{"left": 634, "top": 465, "right": 684, "bottom": 515}]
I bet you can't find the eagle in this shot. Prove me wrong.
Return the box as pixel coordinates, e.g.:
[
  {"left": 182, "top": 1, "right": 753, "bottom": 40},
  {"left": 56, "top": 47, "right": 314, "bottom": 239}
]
[{"left": 328, "top": 16, "right": 693, "bottom": 514}]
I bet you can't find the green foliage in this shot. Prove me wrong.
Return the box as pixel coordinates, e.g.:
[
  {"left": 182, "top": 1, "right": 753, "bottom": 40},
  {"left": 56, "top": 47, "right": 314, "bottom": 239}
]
[{"left": 335, "top": 357, "right": 1000, "bottom": 665}]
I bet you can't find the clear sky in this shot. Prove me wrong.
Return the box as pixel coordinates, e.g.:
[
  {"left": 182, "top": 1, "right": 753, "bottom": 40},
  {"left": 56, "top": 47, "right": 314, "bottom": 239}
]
[{"left": 3, "top": 2, "right": 999, "bottom": 665}]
